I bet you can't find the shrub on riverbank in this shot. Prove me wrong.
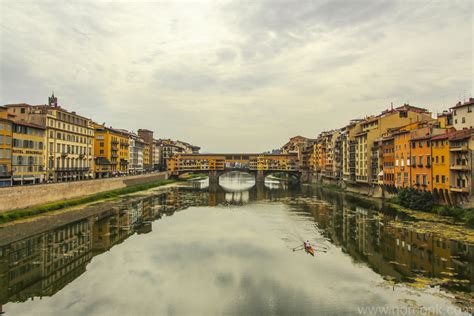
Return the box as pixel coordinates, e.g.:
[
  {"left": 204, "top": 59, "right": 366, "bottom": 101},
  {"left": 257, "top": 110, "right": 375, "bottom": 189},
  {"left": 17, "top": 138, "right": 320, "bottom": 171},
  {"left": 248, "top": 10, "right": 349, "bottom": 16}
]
[
  {"left": 0, "top": 179, "right": 176, "bottom": 224},
  {"left": 393, "top": 188, "right": 435, "bottom": 212},
  {"left": 390, "top": 188, "right": 474, "bottom": 228}
]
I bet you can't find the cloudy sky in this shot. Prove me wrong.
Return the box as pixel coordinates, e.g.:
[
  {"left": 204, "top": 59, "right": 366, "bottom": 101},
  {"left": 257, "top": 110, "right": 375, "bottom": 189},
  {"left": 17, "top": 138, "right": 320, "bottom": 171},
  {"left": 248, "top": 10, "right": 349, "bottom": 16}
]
[{"left": 0, "top": 0, "right": 472, "bottom": 152}]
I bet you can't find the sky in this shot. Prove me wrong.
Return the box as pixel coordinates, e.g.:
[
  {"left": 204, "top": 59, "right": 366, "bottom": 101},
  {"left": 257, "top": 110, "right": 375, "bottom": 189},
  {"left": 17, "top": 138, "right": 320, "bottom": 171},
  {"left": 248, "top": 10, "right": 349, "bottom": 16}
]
[{"left": 0, "top": 0, "right": 472, "bottom": 152}]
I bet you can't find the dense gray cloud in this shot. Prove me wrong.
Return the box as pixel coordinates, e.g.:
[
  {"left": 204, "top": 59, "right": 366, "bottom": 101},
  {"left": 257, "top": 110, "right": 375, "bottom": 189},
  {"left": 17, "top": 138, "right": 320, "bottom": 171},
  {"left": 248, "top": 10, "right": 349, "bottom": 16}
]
[{"left": 0, "top": 0, "right": 472, "bottom": 152}]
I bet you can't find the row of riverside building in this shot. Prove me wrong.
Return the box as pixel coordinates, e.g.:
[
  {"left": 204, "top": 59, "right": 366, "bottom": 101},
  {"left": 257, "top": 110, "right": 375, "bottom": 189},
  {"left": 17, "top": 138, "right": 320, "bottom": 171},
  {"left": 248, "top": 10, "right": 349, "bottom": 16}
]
[
  {"left": 0, "top": 93, "right": 200, "bottom": 186},
  {"left": 280, "top": 100, "right": 474, "bottom": 207}
]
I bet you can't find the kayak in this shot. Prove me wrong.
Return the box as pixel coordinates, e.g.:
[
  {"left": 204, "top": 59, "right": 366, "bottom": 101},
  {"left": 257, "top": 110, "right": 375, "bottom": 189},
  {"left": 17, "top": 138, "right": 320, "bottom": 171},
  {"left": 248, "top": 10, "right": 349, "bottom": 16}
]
[{"left": 304, "top": 245, "right": 315, "bottom": 256}]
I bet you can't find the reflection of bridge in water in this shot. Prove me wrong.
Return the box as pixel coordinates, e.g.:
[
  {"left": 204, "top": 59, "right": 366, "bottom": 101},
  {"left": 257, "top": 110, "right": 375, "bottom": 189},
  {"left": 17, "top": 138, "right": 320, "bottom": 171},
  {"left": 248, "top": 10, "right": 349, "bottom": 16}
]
[{"left": 167, "top": 153, "right": 311, "bottom": 183}]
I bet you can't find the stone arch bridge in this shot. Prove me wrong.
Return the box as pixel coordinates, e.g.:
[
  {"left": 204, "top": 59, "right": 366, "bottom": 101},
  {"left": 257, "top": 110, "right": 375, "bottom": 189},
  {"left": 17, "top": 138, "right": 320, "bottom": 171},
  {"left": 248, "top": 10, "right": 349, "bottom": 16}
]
[{"left": 168, "top": 153, "right": 311, "bottom": 183}]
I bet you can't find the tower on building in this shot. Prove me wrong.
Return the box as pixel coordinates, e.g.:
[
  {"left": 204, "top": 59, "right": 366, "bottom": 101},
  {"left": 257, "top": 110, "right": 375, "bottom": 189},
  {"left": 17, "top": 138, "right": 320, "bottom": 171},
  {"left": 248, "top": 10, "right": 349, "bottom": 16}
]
[{"left": 48, "top": 92, "right": 58, "bottom": 107}]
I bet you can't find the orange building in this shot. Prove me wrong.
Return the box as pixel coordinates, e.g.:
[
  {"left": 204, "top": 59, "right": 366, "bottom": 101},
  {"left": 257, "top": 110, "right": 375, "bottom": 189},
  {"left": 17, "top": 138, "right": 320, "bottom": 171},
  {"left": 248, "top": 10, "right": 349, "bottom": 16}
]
[
  {"left": 410, "top": 134, "right": 432, "bottom": 191},
  {"left": 431, "top": 131, "right": 452, "bottom": 203},
  {"left": 393, "top": 129, "right": 411, "bottom": 188},
  {"left": 409, "top": 126, "right": 446, "bottom": 192},
  {"left": 381, "top": 134, "right": 395, "bottom": 187}
]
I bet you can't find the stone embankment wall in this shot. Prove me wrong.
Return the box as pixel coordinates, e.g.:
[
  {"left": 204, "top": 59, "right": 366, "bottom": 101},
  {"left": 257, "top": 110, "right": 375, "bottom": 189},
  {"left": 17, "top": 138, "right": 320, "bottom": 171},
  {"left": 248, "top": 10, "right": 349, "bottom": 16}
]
[
  {"left": 0, "top": 172, "right": 168, "bottom": 213},
  {"left": 311, "top": 173, "right": 395, "bottom": 199}
]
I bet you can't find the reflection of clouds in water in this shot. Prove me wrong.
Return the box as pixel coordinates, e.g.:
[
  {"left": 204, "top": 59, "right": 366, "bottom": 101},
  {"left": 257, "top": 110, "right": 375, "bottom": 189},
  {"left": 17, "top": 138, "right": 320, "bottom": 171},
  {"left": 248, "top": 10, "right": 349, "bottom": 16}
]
[
  {"left": 219, "top": 172, "right": 255, "bottom": 192},
  {"left": 6, "top": 204, "right": 465, "bottom": 316},
  {"left": 264, "top": 179, "right": 287, "bottom": 190},
  {"left": 225, "top": 191, "right": 249, "bottom": 203},
  {"left": 190, "top": 177, "right": 209, "bottom": 189}
]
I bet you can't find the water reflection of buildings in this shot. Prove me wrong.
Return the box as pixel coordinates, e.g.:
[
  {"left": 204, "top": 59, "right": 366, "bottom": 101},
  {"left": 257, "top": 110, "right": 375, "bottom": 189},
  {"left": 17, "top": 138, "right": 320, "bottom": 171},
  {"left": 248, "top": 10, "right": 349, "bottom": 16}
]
[
  {"left": 300, "top": 188, "right": 473, "bottom": 294},
  {"left": 0, "top": 188, "right": 212, "bottom": 309},
  {"left": 1, "top": 183, "right": 472, "bottom": 312}
]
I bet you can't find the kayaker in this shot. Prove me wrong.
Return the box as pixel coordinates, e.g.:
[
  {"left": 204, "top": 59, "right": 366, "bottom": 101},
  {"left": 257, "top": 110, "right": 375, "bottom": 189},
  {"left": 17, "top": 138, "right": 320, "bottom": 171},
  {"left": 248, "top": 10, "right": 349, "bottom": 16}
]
[{"left": 304, "top": 240, "right": 311, "bottom": 249}]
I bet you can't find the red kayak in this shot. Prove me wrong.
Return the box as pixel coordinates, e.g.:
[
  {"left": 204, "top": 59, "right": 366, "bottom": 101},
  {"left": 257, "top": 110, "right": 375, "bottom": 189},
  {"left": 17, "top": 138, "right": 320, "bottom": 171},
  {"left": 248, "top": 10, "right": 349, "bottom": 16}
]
[{"left": 304, "top": 245, "right": 315, "bottom": 256}]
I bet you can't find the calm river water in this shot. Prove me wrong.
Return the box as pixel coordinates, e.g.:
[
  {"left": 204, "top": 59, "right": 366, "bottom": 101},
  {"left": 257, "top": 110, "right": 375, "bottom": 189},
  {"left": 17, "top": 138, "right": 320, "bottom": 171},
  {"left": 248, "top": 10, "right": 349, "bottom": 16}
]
[{"left": 0, "top": 172, "right": 472, "bottom": 315}]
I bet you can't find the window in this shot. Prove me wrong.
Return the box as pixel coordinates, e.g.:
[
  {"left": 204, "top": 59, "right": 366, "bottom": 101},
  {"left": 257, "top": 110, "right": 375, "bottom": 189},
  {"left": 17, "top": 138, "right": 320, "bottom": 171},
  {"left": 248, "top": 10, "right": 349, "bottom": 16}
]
[
  {"left": 436, "top": 175, "right": 439, "bottom": 183},
  {"left": 435, "top": 156, "right": 439, "bottom": 163},
  {"left": 0, "top": 123, "right": 3, "bottom": 130},
  {"left": 100, "top": 142, "right": 104, "bottom": 147},
  {"left": 5, "top": 149, "right": 10, "bottom": 159},
  {"left": 468, "top": 105, "right": 472, "bottom": 113},
  {"left": 422, "top": 175, "right": 427, "bottom": 185},
  {"left": 404, "top": 172, "right": 408, "bottom": 184},
  {"left": 419, "top": 141, "right": 423, "bottom": 148},
  {"left": 441, "top": 156, "right": 445, "bottom": 163},
  {"left": 0, "top": 135, "right": 3, "bottom": 145},
  {"left": 100, "top": 149, "right": 104, "bottom": 155},
  {"left": 416, "top": 174, "right": 420, "bottom": 184},
  {"left": 442, "top": 175, "right": 446, "bottom": 183},
  {"left": 462, "top": 117, "right": 466, "bottom": 123},
  {"left": 20, "top": 108, "right": 25, "bottom": 114},
  {"left": 419, "top": 156, "right": 423, "bottom": 166}
]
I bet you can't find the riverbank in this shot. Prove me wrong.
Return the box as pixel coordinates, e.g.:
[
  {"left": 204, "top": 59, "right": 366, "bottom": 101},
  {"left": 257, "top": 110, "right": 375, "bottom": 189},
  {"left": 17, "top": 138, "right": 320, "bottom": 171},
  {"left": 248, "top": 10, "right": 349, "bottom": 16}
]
[
  {"left": 313, "top": 183, "right": 474, "bottom": 228},
  {"left": 0, "top": 172, "right": 168, "bottom": 212},
  {"left": 0, "top": 179, "right": 179, "bottom": 224}
]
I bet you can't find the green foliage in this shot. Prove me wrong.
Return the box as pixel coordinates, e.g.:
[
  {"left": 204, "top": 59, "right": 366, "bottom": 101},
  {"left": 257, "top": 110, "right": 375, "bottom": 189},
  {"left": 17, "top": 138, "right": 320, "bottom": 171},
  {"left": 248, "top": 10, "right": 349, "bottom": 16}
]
[
  {"left": 0, "top": 179, "right": 176, "bottom": 224},
  {"left": 396, "top": 188, "right": 435, "bottom": 212},
  {"left": 463, "top": 209, "right": 474, "bottom": 228}
]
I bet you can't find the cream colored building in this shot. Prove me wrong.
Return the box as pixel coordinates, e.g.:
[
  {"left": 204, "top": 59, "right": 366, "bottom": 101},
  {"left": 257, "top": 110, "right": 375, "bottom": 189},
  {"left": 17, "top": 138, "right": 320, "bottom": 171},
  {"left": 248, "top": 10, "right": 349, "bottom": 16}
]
[
  {"left": 451, "top": 98, "right": 473, "bottom": 130},
  {"left": 5, "top": 94, "right": 94, "bottom": 182}
]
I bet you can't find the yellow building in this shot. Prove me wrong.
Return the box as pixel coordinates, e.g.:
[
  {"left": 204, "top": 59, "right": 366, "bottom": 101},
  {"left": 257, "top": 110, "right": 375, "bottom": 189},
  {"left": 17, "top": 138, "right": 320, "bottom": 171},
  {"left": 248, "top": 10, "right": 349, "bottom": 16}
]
[
  {"left": 0, "top": 107, "right": 13, "bottom": 186},
  {"left": 431, "top": 132, "right": 452, "bottom": 203},
  {"left": 143, "top": 143, "right": 151, "bottom": 170},
  {"left": 11, "top": 121, "right": 46, "bottom": 184},
  {"left": 94, "top": 124, "right": 130, "bottom": 178}
]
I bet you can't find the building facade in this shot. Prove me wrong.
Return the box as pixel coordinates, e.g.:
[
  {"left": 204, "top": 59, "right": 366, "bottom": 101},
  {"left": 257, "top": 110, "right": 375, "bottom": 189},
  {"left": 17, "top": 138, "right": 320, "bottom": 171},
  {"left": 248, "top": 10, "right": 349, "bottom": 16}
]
[
  {"left": 93, "top": 124, "right": 130, "bottom": 178},
  {"left": 449, "top": 129, "right": 473, "bottom": 205},
  {"left": 11, "top": 121, "right": 45, "bottom": 185},
  {"left": 138, "top": 129, "right": 154, "bottom": 171},
  {"left": 129, "top": 133, "right": 145, "bottom": 174},
  {"left": 5, "top": 94, "right": 94, "bottom": 182},
  {"left": 431, "top": 132, "right": 452, "bottom": 203},
  {"left": 451, "top": 98, "right": 473, "bottom": 130},
  {"left": 0, "top": 109, "right": 13, "bottom": 187}
]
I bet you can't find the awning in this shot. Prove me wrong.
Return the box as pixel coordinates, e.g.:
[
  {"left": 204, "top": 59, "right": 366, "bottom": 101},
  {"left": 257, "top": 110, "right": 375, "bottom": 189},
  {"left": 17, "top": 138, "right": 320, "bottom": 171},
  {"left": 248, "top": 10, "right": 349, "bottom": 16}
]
[{"left": 377, "top": 170, "right": 384, "bottom": 177}]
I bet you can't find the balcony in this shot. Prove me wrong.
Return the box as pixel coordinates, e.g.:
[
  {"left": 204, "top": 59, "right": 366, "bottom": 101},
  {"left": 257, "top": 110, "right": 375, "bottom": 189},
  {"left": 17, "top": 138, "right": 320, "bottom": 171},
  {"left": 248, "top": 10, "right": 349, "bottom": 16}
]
[
  {"left": 450, "top": 186, "right": 470, "bottom": 193},
  {"left": 112, "top": 140, "right": 119, "bottom": 145},
  {"left": 112, "top": 154, "right": 119, "bottom": 158},
  {"left": 61, "top": 153, "right": 68, "bottom": 158},
  {"left": 450, "top": 164, "right": 470, "bottom": 171},
  {"left": 111, "top": 146, "right": 118, "bottom": 151},
  {"left": 450, "top": 146, "right": 468, "bottom": 152}
]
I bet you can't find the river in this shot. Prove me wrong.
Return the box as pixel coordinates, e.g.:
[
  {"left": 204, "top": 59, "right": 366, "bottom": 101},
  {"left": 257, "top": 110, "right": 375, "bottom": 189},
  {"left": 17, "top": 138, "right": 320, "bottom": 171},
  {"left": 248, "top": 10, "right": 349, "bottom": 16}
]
[{"left": 0, "top": 172, "right": 472, "bottom": 315}]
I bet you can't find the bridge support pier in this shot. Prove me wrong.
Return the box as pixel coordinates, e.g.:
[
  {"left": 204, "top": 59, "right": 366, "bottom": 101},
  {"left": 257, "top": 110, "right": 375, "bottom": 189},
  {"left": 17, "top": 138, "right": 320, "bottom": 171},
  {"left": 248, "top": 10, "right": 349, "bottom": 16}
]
[
  {"left": 208, "top": 170, "right": 221, "bottom": 185},
  {"left": 300, "top": 170, "right": 312, "bottom": 184},
  {"left": 256, "top": 170, "right": 266, "bottom": 183}
]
